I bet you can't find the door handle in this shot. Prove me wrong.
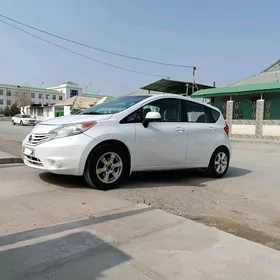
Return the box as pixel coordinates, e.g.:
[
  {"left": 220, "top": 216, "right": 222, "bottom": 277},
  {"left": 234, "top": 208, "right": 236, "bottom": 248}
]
[
  {"left": 175, "top": 127, "right": 185, "bottom": 132},
  {"left": 209, "top": 127, "right": 215, "bottom": 132}
]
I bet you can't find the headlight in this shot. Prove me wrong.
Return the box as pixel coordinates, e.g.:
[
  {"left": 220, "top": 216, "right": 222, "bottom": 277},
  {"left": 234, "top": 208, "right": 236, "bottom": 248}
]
[{"left": 50, "top": 121, "right": 96, "bottom": 139}]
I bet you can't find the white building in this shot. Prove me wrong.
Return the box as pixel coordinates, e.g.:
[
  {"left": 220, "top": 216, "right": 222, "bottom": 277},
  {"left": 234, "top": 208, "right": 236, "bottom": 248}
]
[
  {"left": 0, "top": 81, "right": 82, "bottom": 111},
  {"left": 47, "top": 81, "right": 82, "bottom": 99}
]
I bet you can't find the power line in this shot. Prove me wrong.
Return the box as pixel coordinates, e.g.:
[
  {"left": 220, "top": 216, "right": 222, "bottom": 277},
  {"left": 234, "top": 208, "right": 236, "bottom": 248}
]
[
  {"left": 0, "top": 19, "right": 165, "bottom": 78},
  {"left": 0, "top": 13, "right": 194, "bottom": 69}
]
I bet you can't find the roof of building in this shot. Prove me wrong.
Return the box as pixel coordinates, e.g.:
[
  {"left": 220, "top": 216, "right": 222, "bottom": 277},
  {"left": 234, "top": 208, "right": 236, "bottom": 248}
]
[
  {"left": 54, "top": 95, "right": 100, "bottom": 109},
  {"left": 0, "top": 83, "right": 59, "bottom": 93},
  {"left": 82, "top": 93, "right": 115, "bottom": 99},
  {"left": 141, "top": 78, "right": 213, "bottom": 95},
  {"left": 62, "top": 81, "right": 78, "bottom": 85},
  {"left": 230, "top": 59, "right": 280, "bottom": 86},
  {"left": 192, "top": 81, "right": 280, "bottom": 98}
]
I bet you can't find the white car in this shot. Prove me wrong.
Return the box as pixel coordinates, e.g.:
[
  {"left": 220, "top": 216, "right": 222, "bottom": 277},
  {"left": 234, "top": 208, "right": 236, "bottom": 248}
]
[
  {"left": 22, "top": 94, "right": 231, "bottom": 190},
  {"left": 12, "top": 114, "right": 36, "bottom": 126}
]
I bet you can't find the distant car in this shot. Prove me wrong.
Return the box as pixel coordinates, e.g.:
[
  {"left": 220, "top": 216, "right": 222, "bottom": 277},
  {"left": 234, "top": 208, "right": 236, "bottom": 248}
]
[
  {"left": 0, "top": 114, "right": 4, "bottom": 117},
  {"left": 22, "top": 93, "right": 231, "bottom": 190},
  {"left": 12, "top": 114, "right": 36, "bottom": 126}
]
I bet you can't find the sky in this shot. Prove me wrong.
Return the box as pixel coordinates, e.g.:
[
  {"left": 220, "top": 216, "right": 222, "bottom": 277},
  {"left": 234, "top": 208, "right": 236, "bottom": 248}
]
[{"left": 1, "top": 0, "right": 280, "bottom": 96}]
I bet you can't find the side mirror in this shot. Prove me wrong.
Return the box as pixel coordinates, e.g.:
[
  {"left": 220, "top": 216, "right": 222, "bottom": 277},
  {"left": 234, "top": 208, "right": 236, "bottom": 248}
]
[{"left": 142, "top": 112, "right": 161, "bottom": 128}]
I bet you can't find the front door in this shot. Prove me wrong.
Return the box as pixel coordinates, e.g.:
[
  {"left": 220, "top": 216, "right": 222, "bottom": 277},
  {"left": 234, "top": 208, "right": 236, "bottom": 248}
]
[{"left": 134, "top": 98, "right": 187, "bottom": 169}]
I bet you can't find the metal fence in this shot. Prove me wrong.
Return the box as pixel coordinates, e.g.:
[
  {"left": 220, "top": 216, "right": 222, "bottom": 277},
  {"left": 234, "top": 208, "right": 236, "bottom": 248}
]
[
  {"left": 264, "top": 98, "right": 280, "bottom": 120},
  {"left": 233, "top": 100, "right": 256, "bottom": 120},
  {"left": 211, "top": 101, "right": 226, "bottom": 119}
]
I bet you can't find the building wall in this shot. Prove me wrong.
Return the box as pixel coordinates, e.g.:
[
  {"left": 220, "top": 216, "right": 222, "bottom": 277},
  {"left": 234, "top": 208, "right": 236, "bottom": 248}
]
[
  {"left": 47, "top": 84, "right": 82, "bottom": 99},
  {"left": 0, "top": 86, "right": 65, "bottom": 109}
]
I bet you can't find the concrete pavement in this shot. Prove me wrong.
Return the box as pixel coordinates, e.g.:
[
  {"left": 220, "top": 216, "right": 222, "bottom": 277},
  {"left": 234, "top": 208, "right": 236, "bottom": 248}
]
[
  {"left": 1, "top": 164, "right": 280, "bottom": 279},
  {"left": 0, "top": 150, "right": 23, "bottom": 164}
]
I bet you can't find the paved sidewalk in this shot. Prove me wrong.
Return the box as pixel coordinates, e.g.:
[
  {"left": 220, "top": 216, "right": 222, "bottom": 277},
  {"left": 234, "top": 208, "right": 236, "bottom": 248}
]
[
  {"left": 0, "top": 165, "right": 280, "bottom": 279},
  {"left": 0, "top": 149, "right": 23, "bottom": 164}
]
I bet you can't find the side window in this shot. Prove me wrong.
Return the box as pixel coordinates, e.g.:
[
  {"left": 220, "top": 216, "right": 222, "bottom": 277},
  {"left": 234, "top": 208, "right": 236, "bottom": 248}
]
[
  {"left": 210, "top": 108, "right": 220, "bottom": 123},
  {"left": 120, "top": 109, "right": 141, "bottom": 124},
  {"left": 183, "top": 101, "right": 209, "bottom": 123},
  {"left": 120, "top": 98, "right": 181, "bottom": 124},
  {"left": 142, "top": 98, "right": 181, "bottom": 122}
]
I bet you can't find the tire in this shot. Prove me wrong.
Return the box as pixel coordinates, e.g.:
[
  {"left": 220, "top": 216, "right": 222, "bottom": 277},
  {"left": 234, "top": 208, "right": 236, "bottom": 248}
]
[
  {"left": 12, "top": 120, "right": 15, "bottom": 125},
  {"left": 20, "top": 121, "right": 23, "bottom": 126},
  {"left": 84, "top": 144, "right": 129, "bottom": 190},
  {"left": 207, "top": 147, "right": 229, "bottom": 178}
]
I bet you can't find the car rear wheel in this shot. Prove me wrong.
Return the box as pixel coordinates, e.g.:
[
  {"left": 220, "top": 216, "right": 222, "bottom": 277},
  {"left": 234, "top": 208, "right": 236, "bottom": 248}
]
[
  {"left": 207, "top": 147, "right": 229, "bottom": 178},
  {"left": 20, "top": 120, "right": 23, "bottom": 126},
  {"left": 84, "top": 144, "right": 129, "bottom": 190},
  {"left": 12, "top": 120, "right": 15, "bottom": 125}
]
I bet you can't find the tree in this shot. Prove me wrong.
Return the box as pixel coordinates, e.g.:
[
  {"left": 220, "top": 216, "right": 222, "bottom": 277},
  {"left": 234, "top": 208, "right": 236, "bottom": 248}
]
[
  {"left": 3, "top": 106, "right": 11, "bottom": 117},
  {"left": 14, "top": 91, "right": 31, "bottom": 107},
  {"left": 10, "top": 103, "right": 21, "bottom": 116}
]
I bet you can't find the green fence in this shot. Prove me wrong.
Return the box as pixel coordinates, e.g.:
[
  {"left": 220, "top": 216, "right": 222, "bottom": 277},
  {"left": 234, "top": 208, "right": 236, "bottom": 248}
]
[
  {"left": 211, "top": 101, "right": 226, "bottom": 119},
  {"left": 264, "top": 98, "right": 280, "bottom": 120},
  {"left": 233, "top": 100, "right": 256, "bottom": 120}
]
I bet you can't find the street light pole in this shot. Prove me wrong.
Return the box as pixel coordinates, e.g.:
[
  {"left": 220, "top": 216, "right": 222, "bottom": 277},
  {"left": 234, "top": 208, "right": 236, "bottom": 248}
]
[
  {"left": 40, "top": 81, "right": 44, "bottom": 88},
  {"left": 86, "top": 82, "right": 92, "bottom": 94}
]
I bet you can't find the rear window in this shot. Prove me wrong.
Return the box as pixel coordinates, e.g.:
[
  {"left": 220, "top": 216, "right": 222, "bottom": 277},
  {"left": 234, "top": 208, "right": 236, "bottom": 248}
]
[{"left": 210, "top": 108, "right": 220, "bottom": 122}]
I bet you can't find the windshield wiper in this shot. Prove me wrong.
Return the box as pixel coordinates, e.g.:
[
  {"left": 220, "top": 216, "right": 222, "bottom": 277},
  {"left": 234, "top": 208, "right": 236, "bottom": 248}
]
[{"left": 81, "top": 112, "right": 104, "bottom": 115}]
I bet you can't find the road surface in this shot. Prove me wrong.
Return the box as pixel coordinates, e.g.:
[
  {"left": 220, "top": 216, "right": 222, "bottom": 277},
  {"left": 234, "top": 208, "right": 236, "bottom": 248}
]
[{"left": 1, "top": 120, "right": 280, "bottom": 250}]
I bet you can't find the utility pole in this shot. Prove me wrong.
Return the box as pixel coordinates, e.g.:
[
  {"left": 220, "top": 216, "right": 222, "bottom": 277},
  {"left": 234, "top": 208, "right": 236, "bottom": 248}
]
[{"left": 192, "top": 66, "right": 196, "bottom": 95}]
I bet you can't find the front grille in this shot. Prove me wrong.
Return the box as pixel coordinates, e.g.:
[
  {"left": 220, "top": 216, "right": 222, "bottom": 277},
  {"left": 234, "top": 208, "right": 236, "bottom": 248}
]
[
  {"left": 28, "top": 133, "right": 53, "bottom": 146},
  {"left": 24, "top": 155, "right": 43, "bottom": 167}
]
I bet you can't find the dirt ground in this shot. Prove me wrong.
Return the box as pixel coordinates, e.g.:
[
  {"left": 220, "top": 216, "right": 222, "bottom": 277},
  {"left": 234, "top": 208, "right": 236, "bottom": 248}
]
[{"left": 110, "top": 141, "right": 280, "bottom": 250}]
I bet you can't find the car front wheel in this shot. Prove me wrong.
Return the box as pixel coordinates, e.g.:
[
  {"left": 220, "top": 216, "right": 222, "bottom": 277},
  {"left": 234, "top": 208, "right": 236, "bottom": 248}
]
[
  {"left": 12, "top": 120, "right": 15, "bottom": 125},
  {"left": 207, "top": 147, "right": 229, "bottom": 178},
  {"left": 84, "top": 144, "right": 129, "bottom": 190}
]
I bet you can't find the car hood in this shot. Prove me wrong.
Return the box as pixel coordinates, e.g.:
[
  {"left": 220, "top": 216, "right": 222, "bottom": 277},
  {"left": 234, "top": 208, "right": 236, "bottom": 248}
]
[{"left": 40, "top": 114, "right": 113, "bottom": 126}]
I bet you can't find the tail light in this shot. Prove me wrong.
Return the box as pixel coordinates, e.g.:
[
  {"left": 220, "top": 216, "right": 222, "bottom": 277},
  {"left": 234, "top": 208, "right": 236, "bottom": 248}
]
[{"left": 224, "top": 123, "right": 229, "bottom": 136}]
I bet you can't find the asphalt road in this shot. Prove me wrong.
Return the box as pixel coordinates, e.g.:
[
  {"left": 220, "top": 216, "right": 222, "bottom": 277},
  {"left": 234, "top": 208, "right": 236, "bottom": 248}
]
[
  {"left": 0, "top": 121, "right": 33, "bottom": 155},
  {"left": 1, "top": 120, "right": 280, "bottom": 250}
]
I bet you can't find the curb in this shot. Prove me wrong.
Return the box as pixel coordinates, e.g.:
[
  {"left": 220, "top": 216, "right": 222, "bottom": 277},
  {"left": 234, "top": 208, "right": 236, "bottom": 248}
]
[
  {"left": 0, "top": 157, "right": 24, "bottom": 164},
  {"left": 230, "top": 138, "right": 280, "bottom": 145}
]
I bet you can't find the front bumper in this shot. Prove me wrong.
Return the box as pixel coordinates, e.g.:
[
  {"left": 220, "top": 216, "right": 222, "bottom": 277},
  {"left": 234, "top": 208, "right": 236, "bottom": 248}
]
[{"left": 22, "top": 133, "right": 98, "bottom": 175}]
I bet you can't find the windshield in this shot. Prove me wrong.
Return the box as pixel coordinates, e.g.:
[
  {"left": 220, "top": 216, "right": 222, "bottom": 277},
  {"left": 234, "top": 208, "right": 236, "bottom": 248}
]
[
  {"left": 81, "top": 95, "right": 150, "bottom": 115},
  {"left": 21, "top": 115, "right": 31, "bottom": 118}
]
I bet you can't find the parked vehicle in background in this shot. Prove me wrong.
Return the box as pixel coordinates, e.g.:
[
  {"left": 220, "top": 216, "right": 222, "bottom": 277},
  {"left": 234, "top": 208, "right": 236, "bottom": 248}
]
[
  {"left": 0, "top": 114, "right": 4, "bottom": 117},
  {"left": 22, "top": 94, "right": 231, "bottom": 190},
  {"left": 12, "top": 114, "right": 36, "bottom": 126}
]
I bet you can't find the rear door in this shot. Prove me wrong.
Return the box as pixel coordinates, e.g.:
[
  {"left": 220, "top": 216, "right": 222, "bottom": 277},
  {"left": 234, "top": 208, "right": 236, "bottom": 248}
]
[{"left": 181, "top": 100, "right": 218, "bottom": 166}]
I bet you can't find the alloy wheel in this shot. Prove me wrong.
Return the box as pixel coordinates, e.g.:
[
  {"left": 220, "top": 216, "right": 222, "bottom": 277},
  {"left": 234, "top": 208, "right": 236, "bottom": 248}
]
[
  {"left": 96, "top": 152, "right": 123, "bottom": 184},
  {"left": 214, "top": 152, "right": 228, "bottom": 174}
]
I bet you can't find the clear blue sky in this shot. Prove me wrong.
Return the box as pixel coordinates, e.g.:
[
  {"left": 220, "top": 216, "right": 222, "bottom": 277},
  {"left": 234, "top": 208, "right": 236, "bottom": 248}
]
[{"left": 1, "top": 0, "right": 279, "bottom": 96}]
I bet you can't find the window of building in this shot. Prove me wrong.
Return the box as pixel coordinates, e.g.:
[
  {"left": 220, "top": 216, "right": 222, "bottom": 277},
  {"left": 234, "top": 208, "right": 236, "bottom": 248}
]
[
  {"left": 59, "top": 95, "right": 63, "bottom": 101},
  {"left": 38, "top": 93, "right": 43, "bottom": 99},
  {"left": 70, "top": 89, "right": 78, "bottom": 98},
  {"left": 46, "top": 94, "right": 49, "bottom": 100},
  {"left": 7, "top": 100, "right": 11, "bottom": 106},
  {"left": 52, "top": 95, "right": 56, "bottom": 100},
  {"left": 0, "top": 99, "right": 3, "bottom": 105},
  {"left": 6, "top": 90, "right": 11, "bottom": 96},
  {"left": 31, "top": 93, "right": 36, "bottom": 98},
  {"left": 0, "top": 90, "right": 3, "bottom": 95},
  {"left": 37, "top": 108, "right": 43, "bottom": 116}
]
